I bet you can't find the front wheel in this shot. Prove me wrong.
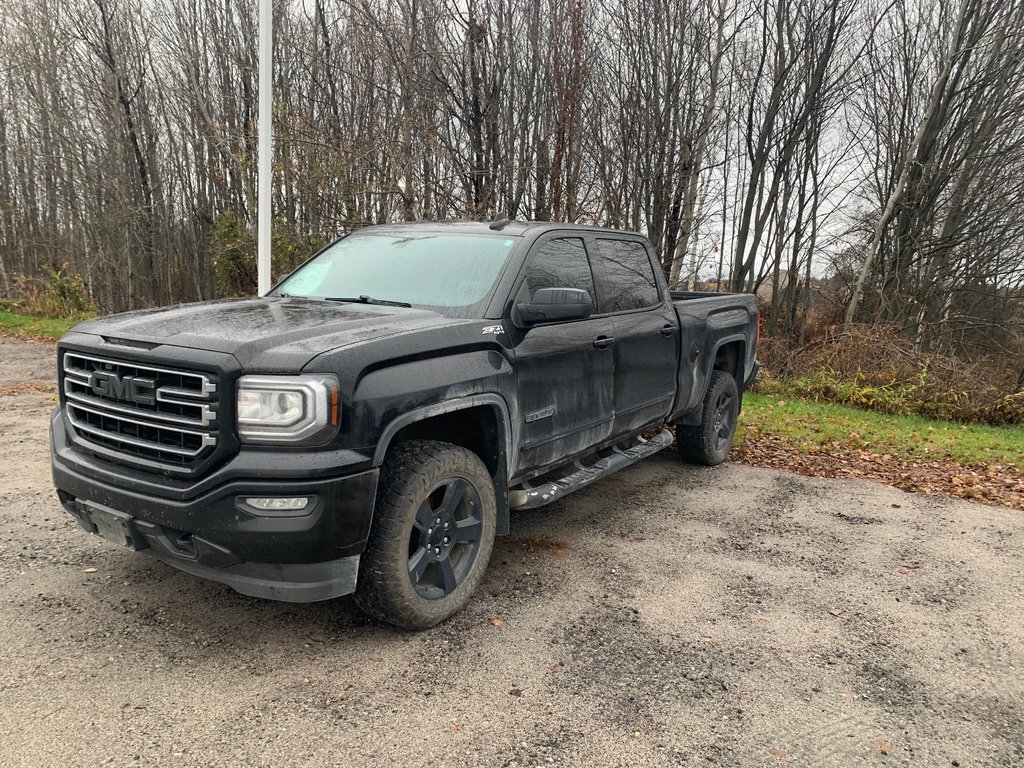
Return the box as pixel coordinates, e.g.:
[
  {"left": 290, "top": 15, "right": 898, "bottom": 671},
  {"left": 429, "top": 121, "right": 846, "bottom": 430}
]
[
  {"left": 677, "top": 370, "right": 739, "bottom": 466},
  {"left": 354, "top": 440, "right": 496, "bottom": 629}
]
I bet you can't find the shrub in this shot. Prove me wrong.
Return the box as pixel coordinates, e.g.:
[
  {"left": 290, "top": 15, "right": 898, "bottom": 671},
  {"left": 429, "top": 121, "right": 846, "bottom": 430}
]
[
  {"left": 980, "top": 392, "right": 1024, "bottom": 426},
  {"left": 40, "top": 263, "right": 95, "bottom": 318},
  {"left": 757, "top": 324, "right": 1023, "bottom": 426},
  {"left": 4, "top": 263, "right": 96, "bottom": 319},
  {"left": 210, "top": 212, "right": 329, "bottom": 297},
  {"left": 210, "top": 212, "right": 256, "bottom": 298}
]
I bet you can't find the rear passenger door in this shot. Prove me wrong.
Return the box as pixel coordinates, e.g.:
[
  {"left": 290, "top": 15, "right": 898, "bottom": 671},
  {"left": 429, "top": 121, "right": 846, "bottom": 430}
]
[
  {"left": 590, "top": 236, "right": 678, "bottom": 437},
  {"left": 511, "top": 235, "right": 616, "bottom": 474}
]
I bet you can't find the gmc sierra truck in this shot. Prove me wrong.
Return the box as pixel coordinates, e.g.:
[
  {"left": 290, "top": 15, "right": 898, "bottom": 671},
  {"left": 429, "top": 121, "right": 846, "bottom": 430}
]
[{"left": 51, "top": 220, "right": 758, "bottom": 628}]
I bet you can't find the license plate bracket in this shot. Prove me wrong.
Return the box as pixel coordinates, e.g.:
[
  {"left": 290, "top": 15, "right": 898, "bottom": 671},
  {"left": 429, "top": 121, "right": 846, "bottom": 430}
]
[{"left": 79, "top": 501, "right": 148, "bottom": 551}]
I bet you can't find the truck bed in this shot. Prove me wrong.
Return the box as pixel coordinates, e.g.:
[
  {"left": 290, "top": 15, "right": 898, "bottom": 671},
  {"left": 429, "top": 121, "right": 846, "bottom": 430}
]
[
  {"left": 668, "top": 290, "right": 759, "bottom": 422},
  {"left": 669, "top": 290, "right": 749, "bottom": 301}
]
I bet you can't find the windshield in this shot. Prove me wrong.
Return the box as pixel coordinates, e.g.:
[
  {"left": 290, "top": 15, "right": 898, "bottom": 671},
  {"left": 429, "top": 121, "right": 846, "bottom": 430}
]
[{"left": 275, "top": 232, "right": 518, "bottom": 318}]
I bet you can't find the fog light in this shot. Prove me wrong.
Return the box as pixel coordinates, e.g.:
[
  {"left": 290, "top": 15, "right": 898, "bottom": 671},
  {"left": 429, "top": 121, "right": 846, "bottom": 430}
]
[{"left": 244, "top": 497, "right": 311, "bottom": 512}]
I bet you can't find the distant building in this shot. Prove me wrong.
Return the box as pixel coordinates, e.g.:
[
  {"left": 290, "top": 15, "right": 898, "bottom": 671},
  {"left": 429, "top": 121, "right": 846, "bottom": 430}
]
[{"left": 755, "top": 269, "right": 808, "bottom": 301}]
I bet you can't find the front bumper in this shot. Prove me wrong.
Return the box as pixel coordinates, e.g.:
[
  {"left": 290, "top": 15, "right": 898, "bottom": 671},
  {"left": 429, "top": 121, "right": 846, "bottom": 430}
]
[{"left": 51, "top": 409, "right": 379, "bottom": 602}]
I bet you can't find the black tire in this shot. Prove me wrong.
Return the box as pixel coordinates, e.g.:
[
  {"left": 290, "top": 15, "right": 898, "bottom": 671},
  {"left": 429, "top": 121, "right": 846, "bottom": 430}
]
[
  {"left": 354, "top": 440, "right": 497, "bottom": 629},
  {"left": 677, "top": 370, "right": 739, "bottom": 466}
]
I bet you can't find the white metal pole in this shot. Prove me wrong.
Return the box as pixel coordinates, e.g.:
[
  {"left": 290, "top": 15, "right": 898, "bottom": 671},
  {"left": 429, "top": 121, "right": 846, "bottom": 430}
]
[{"left": 256, "top": 0, "right": 273, "bottom": 296}]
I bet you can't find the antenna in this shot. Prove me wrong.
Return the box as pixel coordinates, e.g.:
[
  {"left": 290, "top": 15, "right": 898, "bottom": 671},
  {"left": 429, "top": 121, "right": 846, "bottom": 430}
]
[{"left": 489, "top": 214, "right": 513, "bottom": 231}]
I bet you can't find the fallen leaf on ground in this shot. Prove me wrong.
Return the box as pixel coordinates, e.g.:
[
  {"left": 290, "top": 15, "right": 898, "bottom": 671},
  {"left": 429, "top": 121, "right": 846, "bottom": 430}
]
[
  {"left": 870, "top": 740, "right": 892, "bottom": 754},
  {"left": 513, "top": 536, "right": 568, "bottom": 553},
  {"left": 0, "top": 381, "right": 54, "bottom": 396},
  {"left": 488, "top": 617, "right": 504, "bottom": 627},
  {"left": 734, "top": 432, "right": 1024, "bottom": 511}
]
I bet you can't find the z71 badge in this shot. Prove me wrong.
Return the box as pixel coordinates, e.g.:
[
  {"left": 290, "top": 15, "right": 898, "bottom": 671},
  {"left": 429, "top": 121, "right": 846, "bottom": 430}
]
[{"left": 481, "top": 325, "right": 505, "bottom": 335}]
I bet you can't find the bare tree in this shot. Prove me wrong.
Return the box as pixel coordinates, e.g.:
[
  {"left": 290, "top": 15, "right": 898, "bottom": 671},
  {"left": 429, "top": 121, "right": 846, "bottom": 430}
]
[{"left": 0, "top": 0, "right": 1019, "bottom": 367}]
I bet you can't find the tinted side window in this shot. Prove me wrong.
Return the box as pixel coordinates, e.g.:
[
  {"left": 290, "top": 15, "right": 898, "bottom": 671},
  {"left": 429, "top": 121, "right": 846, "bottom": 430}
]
[
  {"left": 524, "top": 237, "right": 596, "bottom": 309},
  {"left": 594, "top": 239, "right": 660, "bottom": 312}
]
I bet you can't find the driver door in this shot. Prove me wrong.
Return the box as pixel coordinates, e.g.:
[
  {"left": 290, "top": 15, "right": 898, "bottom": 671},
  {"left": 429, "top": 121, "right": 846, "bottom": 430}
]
[{"left": 510, "top": 235, "right": 615, "bottom": 475}]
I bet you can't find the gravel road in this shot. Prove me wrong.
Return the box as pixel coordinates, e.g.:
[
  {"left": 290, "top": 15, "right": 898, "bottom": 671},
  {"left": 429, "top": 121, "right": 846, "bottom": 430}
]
[{"left": 1, "top": 337, "right": 1022, "bottom": 767}]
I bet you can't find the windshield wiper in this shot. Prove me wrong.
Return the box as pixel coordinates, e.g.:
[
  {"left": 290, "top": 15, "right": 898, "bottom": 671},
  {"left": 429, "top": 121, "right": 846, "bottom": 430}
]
[{"left": 325, "top": 294, "right": 412, "bottom": 308}]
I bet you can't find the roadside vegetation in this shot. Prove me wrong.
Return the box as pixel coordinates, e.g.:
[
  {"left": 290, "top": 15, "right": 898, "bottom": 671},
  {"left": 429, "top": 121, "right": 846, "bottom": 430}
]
[
  {"left": 743, "top": 323, "right": 1023, "bottom": 509},
  {"left": 735, "top": 394, "right": 1024, "bottom": 511},
  {"left": 738, "top": 394, "right": 1024, "bottom": 467},
  {"left": 0, "top": 263, "right": 95, "bottom": 341},
  {"left": 0, "top": 312, "right": 81, "bottom": 341},
  {"left": 758, "top": 323, "right": 1024, "bottom": 427}
]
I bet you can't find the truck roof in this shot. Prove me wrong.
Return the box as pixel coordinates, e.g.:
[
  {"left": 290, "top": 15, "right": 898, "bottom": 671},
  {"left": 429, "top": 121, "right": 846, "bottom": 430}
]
[{"left": 355, "top": 220, "right": 645, "bottom": 238}]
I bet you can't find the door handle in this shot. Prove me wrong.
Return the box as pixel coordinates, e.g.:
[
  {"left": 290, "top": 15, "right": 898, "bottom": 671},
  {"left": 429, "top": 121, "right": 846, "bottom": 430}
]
[
  {"left": 660, "top": 325, "right": 676, "bottom": 336},
  {"left": 593, "top": 336, "right": 615, "bottom": 349}
]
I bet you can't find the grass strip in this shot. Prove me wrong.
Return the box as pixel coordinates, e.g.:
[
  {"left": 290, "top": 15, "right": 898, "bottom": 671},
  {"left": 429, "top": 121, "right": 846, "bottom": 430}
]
[
  {"left": 0, "top": 312, "right": 82, "bottom": 341},
  {"left": 739, "top": 393, "right": 1023, "bottom": 468}
]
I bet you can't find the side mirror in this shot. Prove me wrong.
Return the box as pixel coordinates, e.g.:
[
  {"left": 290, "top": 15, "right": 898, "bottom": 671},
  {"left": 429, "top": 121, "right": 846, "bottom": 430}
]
[{"left": 515, "top": 287, "right": 593, "bottom": 327}]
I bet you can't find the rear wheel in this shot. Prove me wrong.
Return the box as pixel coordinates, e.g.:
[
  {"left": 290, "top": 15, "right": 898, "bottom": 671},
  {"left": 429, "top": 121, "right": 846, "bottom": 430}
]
[
  {"left": 677, "top": 370, "right": 739, "bottom": 466},
  {"left": 354, "top": 440, "right": 496, "bottom": 629}
]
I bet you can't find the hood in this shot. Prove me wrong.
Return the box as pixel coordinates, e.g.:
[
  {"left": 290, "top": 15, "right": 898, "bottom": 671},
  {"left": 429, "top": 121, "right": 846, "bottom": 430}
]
[{"left": 68, "top": 297, "right": 463, "bottom": 371}]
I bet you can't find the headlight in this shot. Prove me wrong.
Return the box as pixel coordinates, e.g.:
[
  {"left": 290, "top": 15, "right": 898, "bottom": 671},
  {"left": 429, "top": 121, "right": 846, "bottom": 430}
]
[{"left": 236, "top": 374, "right": 339, "bottom": 444}]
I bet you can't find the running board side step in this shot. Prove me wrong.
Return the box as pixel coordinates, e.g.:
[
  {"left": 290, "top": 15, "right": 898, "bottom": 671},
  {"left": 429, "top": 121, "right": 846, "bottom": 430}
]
[{"left": 508, "top": 428, "right": 674, "bottom": 510}]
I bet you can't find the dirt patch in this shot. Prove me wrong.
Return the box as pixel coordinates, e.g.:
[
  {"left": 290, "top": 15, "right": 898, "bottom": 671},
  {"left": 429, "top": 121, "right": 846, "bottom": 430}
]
[
  {"left": 510, "top": 535, "right": 569, "bottom": 553},
  {"left": 1, "top": 338, "right": 1023, "bottom": 768}
]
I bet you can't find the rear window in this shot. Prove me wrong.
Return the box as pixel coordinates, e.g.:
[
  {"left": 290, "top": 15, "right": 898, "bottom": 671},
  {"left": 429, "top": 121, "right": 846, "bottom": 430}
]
[{"left": 593, "top": 238, "right": 660, "bottom": 312}]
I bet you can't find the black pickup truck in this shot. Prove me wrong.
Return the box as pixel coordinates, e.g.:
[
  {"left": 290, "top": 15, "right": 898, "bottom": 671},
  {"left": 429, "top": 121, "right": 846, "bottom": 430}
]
[{"left": 51, "top": 221, "right": 758, "bottom": 628}]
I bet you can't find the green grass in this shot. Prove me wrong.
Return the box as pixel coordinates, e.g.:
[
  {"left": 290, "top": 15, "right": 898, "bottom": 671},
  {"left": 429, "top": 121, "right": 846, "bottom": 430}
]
[
  {"left": 0, "top": 311, "right": 84, "bottom": 340},
  {"left": 739, "top": 392, "right": 1024, "bottom": 468}
]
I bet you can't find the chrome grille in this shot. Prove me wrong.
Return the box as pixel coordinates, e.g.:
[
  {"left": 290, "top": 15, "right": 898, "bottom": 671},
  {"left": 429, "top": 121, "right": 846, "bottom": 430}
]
[{"left": 62, "top": 352, "right": 219, "bottom": 473}]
